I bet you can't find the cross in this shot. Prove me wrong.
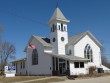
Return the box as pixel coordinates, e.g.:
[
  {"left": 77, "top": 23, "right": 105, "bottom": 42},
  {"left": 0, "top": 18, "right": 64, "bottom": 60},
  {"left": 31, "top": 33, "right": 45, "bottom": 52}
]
[{"left": 56, "top": 0, "right": 59, "bottom": 8}]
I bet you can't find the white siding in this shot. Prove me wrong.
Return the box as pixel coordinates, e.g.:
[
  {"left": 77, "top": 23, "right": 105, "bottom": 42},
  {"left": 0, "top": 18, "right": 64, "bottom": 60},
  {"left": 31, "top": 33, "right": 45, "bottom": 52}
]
[
  {"left": 70, "top": 61, "right": 88, "bottom": 75},
  {"left": 50, "top": 22, "right": 68, "bottom": 55},
  {"left": 44, "top": 47, "right": 52, "bottom": 53},
  {"left": 68, "top": 35, "right": 102, "bottom": 75},
  {"left": 12, "top": 61, "right": 27, "bottom": 75},
  {"left": 74, "top": 35, "right": 101, "bottom": 67},
  {"left": 27, "top": 38, "right": 52, "bottom": 75}
]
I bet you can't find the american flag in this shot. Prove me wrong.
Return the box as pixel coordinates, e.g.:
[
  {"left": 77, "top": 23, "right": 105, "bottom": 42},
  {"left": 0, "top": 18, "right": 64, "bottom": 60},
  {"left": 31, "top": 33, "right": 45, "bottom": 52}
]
[{"left": 28, "top": 44, "right": 36, "bottom": 49}]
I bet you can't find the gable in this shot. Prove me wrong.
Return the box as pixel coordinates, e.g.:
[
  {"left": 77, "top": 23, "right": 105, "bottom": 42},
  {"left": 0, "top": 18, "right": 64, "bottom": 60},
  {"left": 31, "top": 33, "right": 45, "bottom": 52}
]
[
  {"left": 68, "top": 31, "right": 102, "bottom": 47},
  {"left": 24, "top": 35, "right": 52, "bottom": 52}
]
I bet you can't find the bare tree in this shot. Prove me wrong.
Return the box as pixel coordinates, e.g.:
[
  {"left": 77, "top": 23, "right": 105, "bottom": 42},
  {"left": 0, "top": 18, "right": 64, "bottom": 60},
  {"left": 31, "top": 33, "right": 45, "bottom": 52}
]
[
  {"left": 0, "top": 42, "right": 16, "bottom": 74},
  {"left": 102, "top": 55, "right": 110, "bottom": 68}
]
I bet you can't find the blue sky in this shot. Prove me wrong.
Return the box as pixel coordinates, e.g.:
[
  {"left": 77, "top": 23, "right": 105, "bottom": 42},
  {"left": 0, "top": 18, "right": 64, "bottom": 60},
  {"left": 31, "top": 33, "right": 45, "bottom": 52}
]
[{"left": 0, "top": 0, "right": 110, "bottom": 61}]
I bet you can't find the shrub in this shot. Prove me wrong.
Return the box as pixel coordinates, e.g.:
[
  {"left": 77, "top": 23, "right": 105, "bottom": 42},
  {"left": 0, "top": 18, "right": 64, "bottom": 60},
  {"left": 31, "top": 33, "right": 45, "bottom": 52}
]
[{"left": 89, "top": 66, "right": 96, "bottom": 76}]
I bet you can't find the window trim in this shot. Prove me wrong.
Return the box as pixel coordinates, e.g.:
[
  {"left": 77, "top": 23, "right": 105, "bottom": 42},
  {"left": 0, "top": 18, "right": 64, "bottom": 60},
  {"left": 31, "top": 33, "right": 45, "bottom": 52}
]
[
  {"left": 84, "top": 44, "right": 93, "bottom": 62},
  {"left": 21, "top": 62, "right": 22, "bottom": 69},
  {"left": 32, "top": 49, "right": 38, "bottom": 65},
  {"left": 61, "top": 23, "right": 63, "bottom": 31},
  {"left": 74, "top": 62, "right": 85, "bottom": 68}
]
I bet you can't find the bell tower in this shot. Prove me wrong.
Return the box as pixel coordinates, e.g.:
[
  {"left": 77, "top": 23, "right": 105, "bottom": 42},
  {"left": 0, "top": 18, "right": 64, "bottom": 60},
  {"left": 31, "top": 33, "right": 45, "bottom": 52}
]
[{"left": 48, "top": 7, "right": 70, "bottom": 55}]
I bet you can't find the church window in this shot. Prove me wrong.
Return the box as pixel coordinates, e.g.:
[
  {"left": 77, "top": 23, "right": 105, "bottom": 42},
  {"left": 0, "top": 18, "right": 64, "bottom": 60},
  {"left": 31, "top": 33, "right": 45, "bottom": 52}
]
[
  {"left": 61, "top": 37, "right": 65, "bottom": 41},
  {"left": 80, "top": 62, "right": 84, "bottom": 68},
  {"left": 23, "top": 62, "right": 25, "bottom": 69},
  {"left": 84, "top": 44, "right": 93, "bottom": 62},
  {"left": 51, "top": 27, "right": 53, "bottom": 32},
  {"left": 74, "top": 62, "right": 79, "bottom": 68},
  {"left": 64, "top": 26, "right": 66, "bottom": 31},
  {"left": 61, "top": 23, "right": 63, "bottom": 31},
  {"left": 53, "top": 24, "right": 55, "bottom": 32},
  {"left": 74, "top": 62, "right": 84, "bottom": 68},
  {"left": 53, "top": 38, "right": 56, "bottom": 42},
  {"left": 59, "top": 25, "right": 60, "bottom": 30},
  {"left": 16, "top": 63, "right": 17, "bottom": 73},
  {"left": 32, "top": 49, "right": 38, "bottom": 65},
  {"left": 54, "top": 25, "right": 56, "bottom": 31},
  {"left": 21, "top": 62, "right": 22, "bottom": 69},
  {"left": 69, "top": 50, "right": 72, "bottom": 55}
]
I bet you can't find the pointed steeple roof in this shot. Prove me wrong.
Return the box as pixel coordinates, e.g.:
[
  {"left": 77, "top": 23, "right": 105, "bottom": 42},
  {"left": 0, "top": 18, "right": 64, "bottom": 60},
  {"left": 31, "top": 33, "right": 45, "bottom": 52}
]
[{"left": 48, "top": 7, "right": 70, "bottom": 24}]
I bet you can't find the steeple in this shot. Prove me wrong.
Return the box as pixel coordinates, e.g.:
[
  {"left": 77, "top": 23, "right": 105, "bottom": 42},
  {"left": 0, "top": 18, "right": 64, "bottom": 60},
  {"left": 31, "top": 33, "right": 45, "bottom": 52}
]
[
  {"left": 48, "top": 7, "right": 70, "bottom": 55},
  {"left": 48, "top": 7, "right": 70, "bottom": 24}
]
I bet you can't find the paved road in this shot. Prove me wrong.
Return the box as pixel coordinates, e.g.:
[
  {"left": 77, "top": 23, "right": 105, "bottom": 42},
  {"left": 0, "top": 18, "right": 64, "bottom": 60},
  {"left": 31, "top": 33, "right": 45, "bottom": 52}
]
[{"left": 52, "top": 76, "right": 110, "bottom": 83}]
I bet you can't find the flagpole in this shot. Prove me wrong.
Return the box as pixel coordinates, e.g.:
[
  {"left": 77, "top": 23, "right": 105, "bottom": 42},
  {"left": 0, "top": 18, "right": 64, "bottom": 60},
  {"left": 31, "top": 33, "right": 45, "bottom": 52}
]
[
  {"left": 27, "top": 44, "right": 35, "bottom": 76},
  {"left": 27, "top": 46, "right": 29, "bottom": 76}
]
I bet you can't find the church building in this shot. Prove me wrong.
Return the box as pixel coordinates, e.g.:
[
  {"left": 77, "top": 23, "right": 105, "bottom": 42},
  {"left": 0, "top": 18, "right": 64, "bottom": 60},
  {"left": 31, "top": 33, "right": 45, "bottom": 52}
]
[{"left": 12, "top": 7, "right": 110, "bottom": 76}]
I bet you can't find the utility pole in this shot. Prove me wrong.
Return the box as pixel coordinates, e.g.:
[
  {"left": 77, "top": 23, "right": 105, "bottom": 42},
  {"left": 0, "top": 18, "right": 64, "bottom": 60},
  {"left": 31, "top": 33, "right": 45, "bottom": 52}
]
[{"left": 0, "top": 25, "right": 3, "bottom": 74}]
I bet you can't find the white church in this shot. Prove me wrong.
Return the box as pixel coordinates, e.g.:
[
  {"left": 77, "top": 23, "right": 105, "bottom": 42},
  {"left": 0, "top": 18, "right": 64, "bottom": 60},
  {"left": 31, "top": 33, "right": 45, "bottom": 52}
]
[{"left": 12, "top": 7, "right": 110, "bottom": 76}]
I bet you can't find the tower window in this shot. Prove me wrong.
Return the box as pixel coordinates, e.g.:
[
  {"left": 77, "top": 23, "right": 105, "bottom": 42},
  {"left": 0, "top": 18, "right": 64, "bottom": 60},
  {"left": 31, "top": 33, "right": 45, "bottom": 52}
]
[
  {"left": 64, "top": 26, "right": 66, "bottom": 31},
  {"left": 61, "top": 23, "right": 63, "bottom": 31},
  {"left": 61, "top": 37, "right": 65, "bottom": 41},
  {"left": 53, "top": 38, "right": 56, "bottom": 42},
  {"left": 59, "top": 25, "right": 60, "bottom": 30}
]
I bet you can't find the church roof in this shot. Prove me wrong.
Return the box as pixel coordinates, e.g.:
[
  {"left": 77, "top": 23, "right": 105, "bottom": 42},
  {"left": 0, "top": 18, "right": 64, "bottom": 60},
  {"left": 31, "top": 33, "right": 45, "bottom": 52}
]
[
  {"left": 11, "top": 58, "right": 26, "bottom": 63},
  {"left": 24, "top": 35, "right": 52, "bottom": 52},
  {"left": 24, "top": 31, "right": 102, "bottom": 52},
  {"left": 33, "top": 35, "right": 52, "bottom": 47},
  {"left": 48, "top": 7, "right": 70, "bottom": 23},
  {"left": 68, "top": 31, "right": 102, "bottom": 47},
  {"left": 45, "top": 52, "right": 89, "bottom": 61}
]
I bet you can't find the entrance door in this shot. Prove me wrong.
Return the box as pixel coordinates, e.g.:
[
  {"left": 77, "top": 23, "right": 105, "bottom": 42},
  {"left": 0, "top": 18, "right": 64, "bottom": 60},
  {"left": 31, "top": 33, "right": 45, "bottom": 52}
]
[{"left": 59, "top": 63, "right": 66, "bottom": 75}]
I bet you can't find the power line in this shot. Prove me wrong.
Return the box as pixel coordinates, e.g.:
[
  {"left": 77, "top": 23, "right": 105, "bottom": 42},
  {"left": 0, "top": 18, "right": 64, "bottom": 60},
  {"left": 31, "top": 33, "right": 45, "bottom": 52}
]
[
  {"left": 0, "top": 9, "right": 110, "bottom": 46},
  {"left": 0, "top": 10, "right": 49, "bottom": 27}
]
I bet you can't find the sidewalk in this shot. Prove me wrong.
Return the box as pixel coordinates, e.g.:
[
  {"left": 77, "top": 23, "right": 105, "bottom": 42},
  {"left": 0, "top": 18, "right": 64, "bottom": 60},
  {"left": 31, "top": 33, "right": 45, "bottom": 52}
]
[
  {"left": 13, "top": 76, "right": 64, "bottom": 83},
  {"left": 52, "top": 76, "right": 110, "bottom": 83}
]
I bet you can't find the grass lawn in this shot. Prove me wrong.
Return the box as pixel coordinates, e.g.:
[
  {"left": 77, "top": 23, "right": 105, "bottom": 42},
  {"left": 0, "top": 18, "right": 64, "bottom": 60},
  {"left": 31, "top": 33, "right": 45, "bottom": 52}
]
[
  {"left": 0, "top": 76, "right": 65, "bottom": 83},
  {"left": 27, "top": 78, "right": 65, "bottom": 83}
]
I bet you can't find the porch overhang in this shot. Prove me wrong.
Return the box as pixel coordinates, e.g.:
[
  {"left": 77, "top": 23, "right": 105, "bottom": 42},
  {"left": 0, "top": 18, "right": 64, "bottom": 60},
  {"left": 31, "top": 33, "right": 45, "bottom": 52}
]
[{"left": 45, "top": 52, "right": 90, "bottom": 62}]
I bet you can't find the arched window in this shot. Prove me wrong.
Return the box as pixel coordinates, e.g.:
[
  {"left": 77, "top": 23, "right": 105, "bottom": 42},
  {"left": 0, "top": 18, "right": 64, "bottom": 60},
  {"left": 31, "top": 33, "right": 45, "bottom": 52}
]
[
  {"left": 32, "top": 49, "right": 38, "bottom": 65},
  {"left": 84, "top": 44, "right": 93, "bottom": 62}
]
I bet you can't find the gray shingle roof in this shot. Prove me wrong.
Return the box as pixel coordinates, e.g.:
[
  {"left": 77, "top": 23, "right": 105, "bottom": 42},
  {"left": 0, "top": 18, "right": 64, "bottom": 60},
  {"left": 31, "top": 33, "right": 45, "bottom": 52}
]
[
  {"left": 68, "top": 32, "right": 86, "bottom": 45},
  {"left": 33, "top": 35, "right": 52, "bottom": 47},
  {"left": 68, "top": 31, "right": 102, "bottom": 47},
  {"left": 11, "top": 58, "right": 26, "bottom": 63},
  {"left": 45, "top": 52, "right": 89, "bottom": 61},
  {"left": 24, "top": 31, "right": 102, "bottom": 52},
  {"left": 33, "top": 31, "right": 87, "bottom": 48},
  {"left": 48, "top": 7, "right": 70, "bottom": 23}
]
